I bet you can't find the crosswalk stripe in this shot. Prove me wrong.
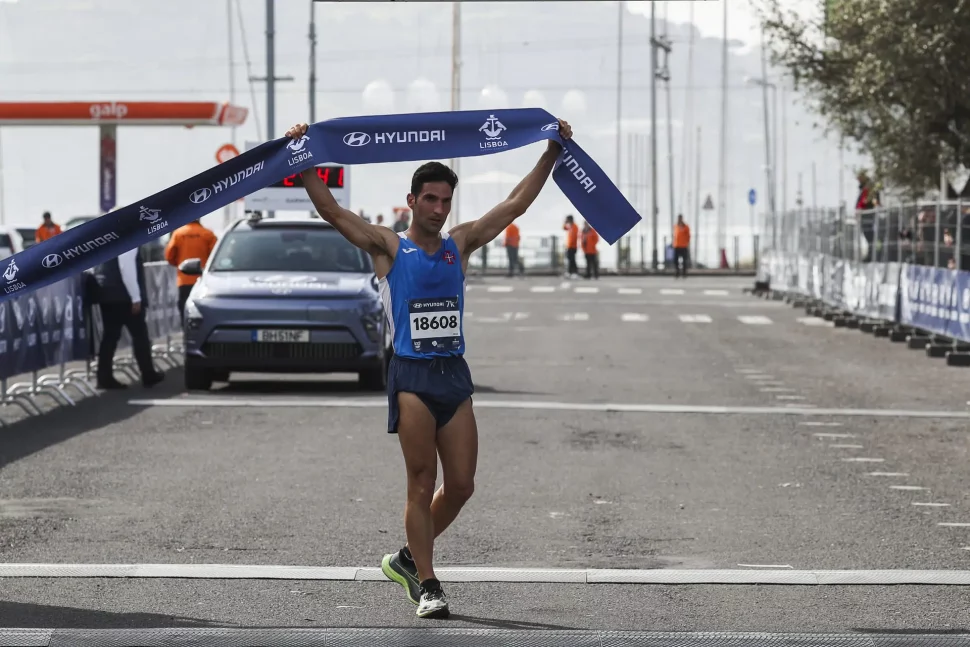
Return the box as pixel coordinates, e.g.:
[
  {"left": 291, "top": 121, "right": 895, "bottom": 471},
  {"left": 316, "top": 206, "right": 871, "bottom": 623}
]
[
  {"left": 621, "top": 313, "right": 649, "bottom": 322},
  {"left": 660, "top": 288, "right": 685, "bottom": 295},
  {"left": 703, "top": 289, "right": 730, "bottom": 296},
  {"left": 797, "top": 317, "right": 833, "bottom": 327},
  {"left": 558, "top": 312, "right": 590, "bottom": 321},
  {"left": 618, "top": 288, "right": 642, "bottom": 295},
  {"left": 678, "top": 314, "right": 712, "bottom": 323},
  {"left": 574, "top": 286, "right": 599, "bottom": 294},
  {"left": 738, "top": 315, "right": 773, "bottom": 325},
  {"left": 487, "top": 286, "right": 513, "bottom": 293},
  {"left": 530, "top": 286, "right": 556, "bottom": 293}
]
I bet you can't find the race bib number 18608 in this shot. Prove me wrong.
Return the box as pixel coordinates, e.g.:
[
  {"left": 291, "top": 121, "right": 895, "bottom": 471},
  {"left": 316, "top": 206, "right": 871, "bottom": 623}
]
[{"left": 408, "top": 297, "right": 461, "bottom": 352}]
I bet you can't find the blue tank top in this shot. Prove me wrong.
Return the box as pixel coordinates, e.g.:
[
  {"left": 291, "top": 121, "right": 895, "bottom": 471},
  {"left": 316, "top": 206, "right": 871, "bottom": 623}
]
[{"left": 378, "top": 232, "right": 466, "bottom": 359}]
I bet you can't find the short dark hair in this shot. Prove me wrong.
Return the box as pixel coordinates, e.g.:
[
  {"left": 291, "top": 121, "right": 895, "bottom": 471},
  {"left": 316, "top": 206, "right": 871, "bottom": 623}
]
[{"left": 410, "top": 162, "right": 458, "bottom": 197}]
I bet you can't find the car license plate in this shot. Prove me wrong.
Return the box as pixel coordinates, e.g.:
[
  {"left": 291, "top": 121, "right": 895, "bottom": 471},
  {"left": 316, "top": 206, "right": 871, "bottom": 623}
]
[{"left": 253, "top": 329, "right": 310, "bottom": 343}]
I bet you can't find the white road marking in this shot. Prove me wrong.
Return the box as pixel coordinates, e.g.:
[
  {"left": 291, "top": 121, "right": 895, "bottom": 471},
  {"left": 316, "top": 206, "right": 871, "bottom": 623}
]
[
  {"left": 574, "top": 286, "right": 599, "bottom": 294},
  {"left": 621, "top": 313, "right": 649, "bottom": 322},
  {"left": 913, "top": 502, "right": 951, "bottom": 507},
  {"left": 738, "top": 315, "right": 773, "bottom": 325},
  {"left": 559, "top": 281, "right": 572, "bottom": 290},
  {"left": 735, "top": 368, "right": 762, "bottom": 373},
  {"left": 704, "top": 289, "right": 730, "bottom": 296},
  {"left": 7, "top": 563, "right": 970, "bottom": 584},
  {"left": 660, "top": 288, "right": 685, "bottom": 295},
  {"left": 487, "top": 285, "right": 514, "bottom": 293},
  {"left": 737, "top": 564, "right": 793, "bottom": 569},
  {"left": 841, "top": 457, "right": 885, "bottom": 463},
  {"left": 557, "top": 312, "right": 590, "bottom": 322},
  {"left": 801, "top": 421, "right": 844, "bottom": 427},
  {"left": 530, "top": 286, "right": 556, "bottom": 293},
  {"left": 618, "top": 288, "right": 642, "bottom": 295},
  {"left": 760, "top": 387, "right": 795, "bottom": 393},
  {"left": 786, "top": 403, "right": 816, "bottom": 408},
  {"left": 797, "top": 317, "right": 835, "bottom": 327},
  {"left": 867, "top": 472, "right": 909, "bottom": 477},
  {"left": 775, "top": 395, "right": 807, "bottom": 401},
  {"left": 513, "top": 312, "right": 530, "bottom": 320},
  {"left": 679, "top": 314, "right": 712, "bottom": 323},
  {"left": 464, "top": 312, "right": 473, "bottom": 318},
  {"left": 745, "top": 374, "right": 774, "bottom": 380},
  {"left": 128, "top": 399, "right": 970, "bottom": 419},
  {"left": 938, "top": 523, "right": 970, "bottom": 528},
  {"left": 890, "top": 485, "right": 929, "bottom": 491},
  {"left": 813, "top": 433, "right": 856, "bottom": 439},
  {"left": 829, "top": 444, "right": 864, "bottom": 449}
]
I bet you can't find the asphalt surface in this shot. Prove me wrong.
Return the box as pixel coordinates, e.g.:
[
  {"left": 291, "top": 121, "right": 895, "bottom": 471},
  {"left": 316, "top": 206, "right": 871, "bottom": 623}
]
[{"left": 1, "top": 275, "right": 969, "bottom": 635}]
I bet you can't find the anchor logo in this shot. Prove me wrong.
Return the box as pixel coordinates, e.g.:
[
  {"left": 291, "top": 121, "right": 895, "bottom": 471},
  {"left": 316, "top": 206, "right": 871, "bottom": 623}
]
[
  {"left": 3, "top": 259, "right": 18, "bottom": 283},
  {"left": 479, "top": 114, "right": 506, "bottom": 140}
]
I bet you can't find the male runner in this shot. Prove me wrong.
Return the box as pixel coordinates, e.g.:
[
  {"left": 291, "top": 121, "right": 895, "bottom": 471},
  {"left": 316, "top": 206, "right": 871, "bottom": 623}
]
[{"left": 284, "top": 118, "right": 573, "bottom": 618}]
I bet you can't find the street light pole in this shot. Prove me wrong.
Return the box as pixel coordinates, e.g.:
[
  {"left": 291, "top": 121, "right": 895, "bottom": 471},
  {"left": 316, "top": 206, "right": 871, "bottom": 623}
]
[
  {"left": 650, "top": 0, "right": 659, "bottom": 269},
  {"left": 309, "top": 0, "right": 317, "bottom": 122}
]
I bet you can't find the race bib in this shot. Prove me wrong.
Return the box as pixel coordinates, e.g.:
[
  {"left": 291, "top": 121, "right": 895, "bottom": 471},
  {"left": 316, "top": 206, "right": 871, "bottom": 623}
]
[{"left": 408, "top": 297, "right": 461, "bottom": 352}]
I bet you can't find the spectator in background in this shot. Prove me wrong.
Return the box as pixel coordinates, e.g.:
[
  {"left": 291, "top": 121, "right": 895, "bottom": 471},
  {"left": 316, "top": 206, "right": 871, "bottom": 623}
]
[
  {"left": 563, "top": 215, "right": 579, "bottom": 278},
  {"left": 376, "top": 214, "right": 385, "bottom": 227},
  {"left": 92, "top": 246, "right": 164, "bottom": 390},
  {"left": 393, "top": 211, "right": 409, "bottom": 233},
  {"left": 672, "top": 214, "right": 691, "bottom": 278},
  {"left": 36, "top": 212, "right": 61, "bottom": 243},
  {"left": 504, "top": 223, "right": 524, "bottom": 277},
  {"left": 581, "top": 220, "right": 599, "bottom": 280},
  {"left": 165, "top": 220, "right": 218, "bottom": 321}
]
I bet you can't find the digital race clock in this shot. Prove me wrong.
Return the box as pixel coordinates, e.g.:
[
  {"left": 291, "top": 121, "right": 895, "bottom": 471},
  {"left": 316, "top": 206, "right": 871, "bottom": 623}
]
[
  {"left": 243, "top": 139, "right": 351, "bottom": 211},
  {"left": 267, "top": 165, "right": 345, "bottom": 189}
]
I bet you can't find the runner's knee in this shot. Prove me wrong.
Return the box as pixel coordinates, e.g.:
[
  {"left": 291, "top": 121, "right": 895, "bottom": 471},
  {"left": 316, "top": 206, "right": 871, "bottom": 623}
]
[
  {"left": 406, "top": 466, "right": 437, "bottom": 506},
  {"left": 446, "top": 477, "right": 474, "bottom": 504}
]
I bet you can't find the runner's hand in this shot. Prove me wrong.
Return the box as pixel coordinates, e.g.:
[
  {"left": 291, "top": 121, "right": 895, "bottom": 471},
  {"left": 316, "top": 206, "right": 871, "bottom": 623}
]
[
  {"left": 285, "top": 123, "right": 308, "bottom": 139},
  {"left": 557, "top": 119, "right": 572, "bottom": 140}
]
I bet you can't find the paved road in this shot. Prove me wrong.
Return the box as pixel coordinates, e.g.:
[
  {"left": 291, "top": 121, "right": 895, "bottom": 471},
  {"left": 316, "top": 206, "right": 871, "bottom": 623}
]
[{"left": 0, "top": 275, "right": 969, "bottom": 637}]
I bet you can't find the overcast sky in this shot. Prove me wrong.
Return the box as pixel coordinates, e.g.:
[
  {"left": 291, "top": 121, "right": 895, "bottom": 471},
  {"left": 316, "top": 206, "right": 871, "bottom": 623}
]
[{"left": 0, "top": 0, "right": 858, "bottom": 262}]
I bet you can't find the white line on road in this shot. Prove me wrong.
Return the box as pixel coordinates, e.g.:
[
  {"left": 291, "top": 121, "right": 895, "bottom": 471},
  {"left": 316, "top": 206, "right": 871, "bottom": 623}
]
[
  {"left": 801, "top": 421, "right": 844, "bottom": 427},
  {"left": 678, "top": 314, "right": 712, "bottom": 323},
  {"left": 867, "top": 472, "right": 909, "bottom": 477},
  {"left": 660, "top": 288, "right": 685, "bottom": 295},
  {"left": 797, "top": 317, "right": 835, "bottom": 327},
  {"left": 738, "top": 315, "right": 774, "bottom": 325},
  {"left": 829, "top": 444, "right": 864, "bottom": 449},
  {"left": 621, "top": 313, "right": 649, "bottom": 322},
  {"left": 890, "top": 485, "right": 929, "bottom": 491},
  {"left": 704, "top": 289, "right": 730, "bottom": 296},
  {"left": 776, "top": 395, "right": 807, "bottom": 401},
  {"left": 761, "top": 387, "right": 795, "bottom": 393},
  {"left": 5, "top": 563, "right": 970, "bottom": 585},
  {"left": 814, "top": 433, "right": 857, "bottom": 439},
  {"left": 574, "top": 286, "right": 599, "bottom": 294},
  {"left": 127, "top": 399, "right": 970, "bottom": 419},
  {"left": 841, "top": 457, "right": 885, "bottom": 463},
  {"left": 487, "top": 286, "right": 514, "bottom": 293},
  {"left": 913, "top": 502, "right": 951, "bottom": 507},
  {"left": 530, "top": 286, "right": 556, "bottom": 293},
  {"left": 557, "top": 312, "right": 590, "bottom": 322},
  {"left": 618, "top": 288, "right": 642, "bottom": 295},
  {"left": 939, "top": 523, "right": 970, "bottom": 528},
  {"left": 737, "top": 564, "right": 793, "bottom": 569},
  {"left": 744, "top": 374, "right": 773, "bottom": 380}
]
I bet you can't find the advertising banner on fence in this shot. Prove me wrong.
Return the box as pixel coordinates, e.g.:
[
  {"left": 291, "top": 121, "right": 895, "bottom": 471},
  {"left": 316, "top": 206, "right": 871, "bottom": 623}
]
[
  {"left": 899, "top": 264, "right": 970, "bottom": 341},
  {"left": 0, "top": 276, "right": 87, "bottom": 381}
]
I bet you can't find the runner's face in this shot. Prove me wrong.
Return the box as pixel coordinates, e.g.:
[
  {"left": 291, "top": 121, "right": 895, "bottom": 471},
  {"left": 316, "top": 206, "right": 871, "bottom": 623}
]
[{"left": 408, "top": 182, "right": 453, "bottom": 234}]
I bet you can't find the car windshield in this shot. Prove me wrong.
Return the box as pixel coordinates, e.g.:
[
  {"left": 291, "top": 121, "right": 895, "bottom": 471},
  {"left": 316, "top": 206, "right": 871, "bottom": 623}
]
[
  {"left": 209, "top": 226, "right": 371, "bottom": 274},
  {"left": 17, "top": 229, "right": 36, "bottom": 248}
]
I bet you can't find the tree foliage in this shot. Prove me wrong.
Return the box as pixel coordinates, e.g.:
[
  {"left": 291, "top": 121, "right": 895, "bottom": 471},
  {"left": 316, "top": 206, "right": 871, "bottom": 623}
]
[{"left": 755, "top": 0, "right": 970, "bottom": 198}]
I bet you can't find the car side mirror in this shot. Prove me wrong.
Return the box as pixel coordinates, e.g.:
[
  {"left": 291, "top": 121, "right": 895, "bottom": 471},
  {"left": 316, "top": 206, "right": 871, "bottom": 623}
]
[{"left": 179, "top": 258, "right": 203, "bottom": 276}]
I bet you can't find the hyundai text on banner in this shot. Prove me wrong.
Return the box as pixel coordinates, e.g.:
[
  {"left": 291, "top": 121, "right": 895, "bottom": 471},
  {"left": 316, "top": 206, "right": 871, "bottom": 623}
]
[{"left": 0, "top": 108, "right": 641, "bottom": 305}]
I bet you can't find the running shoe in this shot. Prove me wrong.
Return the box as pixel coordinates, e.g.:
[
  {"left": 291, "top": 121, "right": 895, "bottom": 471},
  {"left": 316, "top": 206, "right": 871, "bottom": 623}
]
[
  {"left": 381, "top": 551, "right": 421, "bottom": 606},
  {"left": 416, "top": 578, "right": 450, "bottom": 619}
]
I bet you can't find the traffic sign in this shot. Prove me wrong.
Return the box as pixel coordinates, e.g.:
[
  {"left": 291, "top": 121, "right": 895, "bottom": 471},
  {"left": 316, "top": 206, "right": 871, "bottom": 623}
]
[
  {"left": 702, "top": 194, "right": 714, "bottom": 210},
  {"left": 748, "top": 188, "right": 757, "bottom": 206}
]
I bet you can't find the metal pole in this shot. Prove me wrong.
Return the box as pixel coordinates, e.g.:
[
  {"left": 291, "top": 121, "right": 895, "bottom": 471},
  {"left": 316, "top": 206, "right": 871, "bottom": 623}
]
[
  {"left": 224, "top": 0, "right": 236, "bottom": 229},
  {"left": 666, "top": 77, "right": 675, "bottom": 233},
  {"left": 309, "top": 0, "right": 316, "bottom": 123},
  {"left": 781, "top": 85, "right": 787, "bottom": 214},
  {"left": 717, "top": 0, "right": 728, "bottom": 265},
  {"left": 694, "top": 126, "right": 702, "bottom": 267},
  {"left": 615, "top": 0, "right": 623, "bottom": 199},
  {"left": 650, "top": 0, "right": 659, "bottom": 269},
  {"left": 449, "top": 1, "right": 461, "bottom": 228},
  {"left": 266, "top": 0, "right": 275, "bottom": 139},
  {"left": 678, "top": 1, "right": 695, "bottom": 216}
]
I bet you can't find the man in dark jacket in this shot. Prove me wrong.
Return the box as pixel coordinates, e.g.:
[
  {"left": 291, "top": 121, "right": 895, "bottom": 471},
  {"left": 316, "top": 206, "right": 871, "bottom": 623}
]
[{"left": 93, "top": 247, "right": 164, "bottom": 389}]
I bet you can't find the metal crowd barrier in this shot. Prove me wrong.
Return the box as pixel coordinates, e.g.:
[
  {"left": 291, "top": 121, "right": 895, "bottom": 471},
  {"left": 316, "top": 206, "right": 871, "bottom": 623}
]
[{"left": 0, "top": 259, "right": 184, "bottom": 425}]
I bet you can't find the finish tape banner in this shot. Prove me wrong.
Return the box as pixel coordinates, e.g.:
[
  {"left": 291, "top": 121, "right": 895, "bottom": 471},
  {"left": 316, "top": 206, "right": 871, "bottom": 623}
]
[{"left": 0, "top": 108, "right": 641, "bottom": 306}]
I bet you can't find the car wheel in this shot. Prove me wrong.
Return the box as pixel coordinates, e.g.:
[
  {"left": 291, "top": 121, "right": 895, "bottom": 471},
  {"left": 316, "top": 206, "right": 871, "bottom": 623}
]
[{"left": 184, "top": 359, "right": 214, "bottom": 391}]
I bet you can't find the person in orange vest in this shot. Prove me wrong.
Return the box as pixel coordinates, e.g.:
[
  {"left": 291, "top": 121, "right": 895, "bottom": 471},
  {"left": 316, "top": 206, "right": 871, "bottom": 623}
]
[
  {"left": 672, "top": 214, "right": 691, "bottom": 278},
  {"left": 504, "top": 222, "right": 524, "bottom": 277},
  {"left": 165, "top": 220, "right": 218, "bottom": 321},
  {"left": 35, "top": 212, "right": 62, "bottom": 243},
  {"left": 581, "top": 220, "right": 599, "bottom": 280},
  {"left": 563, "top": 215, "right": 579, "bottom": 278}
]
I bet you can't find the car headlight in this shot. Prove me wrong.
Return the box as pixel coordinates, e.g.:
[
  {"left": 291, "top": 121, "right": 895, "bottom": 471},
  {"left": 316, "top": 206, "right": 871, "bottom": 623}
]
[
  {"left": 361, "top": 308, "right": 382, "bottom": 343},
  {"left": 184, "top": 299, "right": 203, "bottom": 330}
]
